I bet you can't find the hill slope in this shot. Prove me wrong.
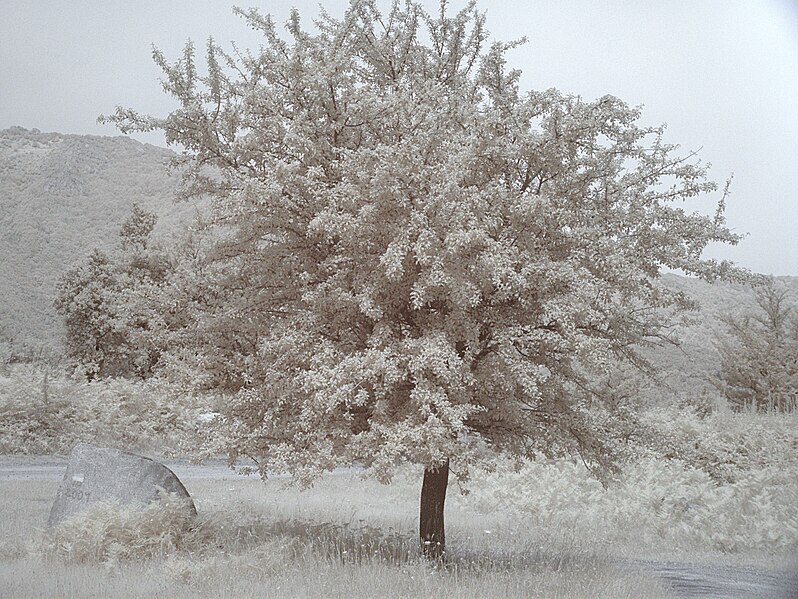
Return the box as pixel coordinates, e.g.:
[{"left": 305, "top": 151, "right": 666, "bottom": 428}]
[
  {"left": 1, "top": 126, "right": 795, "bottom": 405},
  {"left": 0, "top": 126, "right": 194, "bottom": 354}
]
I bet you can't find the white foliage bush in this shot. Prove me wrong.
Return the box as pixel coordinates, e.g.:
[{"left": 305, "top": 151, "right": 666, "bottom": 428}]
[
  {"left": 0, "top": 364, "right": 210, "bottom": 454},
  {"left": 458, "top": 410, "right": 798, "bottom": 554},
  {"left": 639, "top": 405, "right": 798, "bottom": 484}
]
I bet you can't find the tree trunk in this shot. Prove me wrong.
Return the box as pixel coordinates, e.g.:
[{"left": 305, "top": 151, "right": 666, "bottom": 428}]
[{"left": 419, "top": 458, "right": 449, "bottom": 561}]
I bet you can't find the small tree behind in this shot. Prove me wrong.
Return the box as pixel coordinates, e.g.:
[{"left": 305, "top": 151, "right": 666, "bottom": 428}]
[
  {"left": 54, "top": 204, "right": 170, "bottom": 379},
  {"left": 714, "top": 282, "right": 798, "bottom": 412}
]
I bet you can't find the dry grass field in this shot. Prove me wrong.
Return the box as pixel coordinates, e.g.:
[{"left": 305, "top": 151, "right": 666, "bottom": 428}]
[
  {"left": 0, "top": 469, "right": 678, "bottom": 599},
  {"left": 1, "top": 462, "right": 796, "bottom": 599}
]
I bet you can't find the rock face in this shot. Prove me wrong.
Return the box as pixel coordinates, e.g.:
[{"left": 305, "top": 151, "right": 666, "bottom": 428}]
[{"left": 48, "top": 443, "right": 196, "bottom": 527}]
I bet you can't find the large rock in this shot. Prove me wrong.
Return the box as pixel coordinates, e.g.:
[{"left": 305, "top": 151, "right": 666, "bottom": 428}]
[{"left": 48, "top": 444, "right": 196, "bottom": 527}]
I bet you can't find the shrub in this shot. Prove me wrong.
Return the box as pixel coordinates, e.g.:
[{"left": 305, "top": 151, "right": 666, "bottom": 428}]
[
  {"left": 39, "top": 492, "right": 196, "bottom": 564},
  {"left": 457, "top": 409, "right": 798, "bottom": 554},
  {"left": 640, "top": 405, "right": 798, "bottom": 483},
  {"left": 0, "top": 364, "right": 211, "bottom": 455}
]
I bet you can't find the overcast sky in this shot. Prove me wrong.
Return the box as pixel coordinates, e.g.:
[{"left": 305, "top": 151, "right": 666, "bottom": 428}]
[{"left": 1, "top": 0, "right": 796, "bottom": 275}]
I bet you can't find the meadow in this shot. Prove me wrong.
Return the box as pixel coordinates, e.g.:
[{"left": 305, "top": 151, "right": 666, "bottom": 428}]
[
  {"left": 0, "top": 468, "right": 717, "bottom": 598},
  {"left": 0, "top": 366, "right": 797, "bottom": 597}
]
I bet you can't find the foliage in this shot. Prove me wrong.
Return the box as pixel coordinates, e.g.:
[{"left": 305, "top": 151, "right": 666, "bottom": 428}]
[
  {"left": 53, "top": 205, "right": 174, "bottom": 379},
  {"left": 0, "top": 364, "right": 211, "bottom": 455},
  {"left": 456, "top": 409, "right": 798, "bottom": 554},
  {"left": 40, "top": 491, "right": 196, "bottom": 565},
  {"left": 104, "top": 0, "right": 746, "bottom": 486},
  {"left": 638, "top": 404, "right": 798, "bottom": 483},
  {"left": 713, "top": 281, "right": 798, "bottom": 412}
]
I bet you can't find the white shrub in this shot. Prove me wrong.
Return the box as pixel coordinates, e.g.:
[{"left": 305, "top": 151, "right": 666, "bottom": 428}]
[
  {"left": 458, "top": 410, "right": 798, "bottom": 554},
  {"left": 0, "top": 364, "right": 212, "bottom": 454},
  {"left": 39, "top": 492, "right": 196, "bottom": 564}
]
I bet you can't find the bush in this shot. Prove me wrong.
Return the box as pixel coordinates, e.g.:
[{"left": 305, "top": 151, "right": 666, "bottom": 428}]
[
  {"left": 39, "top": 491, "right": 196, "bottom": 564},
  {"left": 640, "top": 405, "right": 798, "bottom": 483},
  {"left": 457, "top": 409, "right": 798, "bottom": 554},
  {"left": 0, "top": 364, "right": 211, "bottom": 455}
]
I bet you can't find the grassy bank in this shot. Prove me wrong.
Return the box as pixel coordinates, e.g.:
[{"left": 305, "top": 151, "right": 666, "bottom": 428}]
[
  {"left": 1, "top": 471, "right": 677, "bottom": 599},
  {"left": 3, "top": 465, "right": 797, "bottom": 598}
]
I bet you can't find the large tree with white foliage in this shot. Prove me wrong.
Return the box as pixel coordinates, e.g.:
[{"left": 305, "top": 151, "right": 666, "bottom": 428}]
[{"left": 106, "top": 0, "right": 745, "bottom": 558}]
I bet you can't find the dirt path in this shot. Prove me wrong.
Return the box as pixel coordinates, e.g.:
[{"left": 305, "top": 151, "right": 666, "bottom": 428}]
[{"left": 620, "top": 558, "right": 797, "bottom": 598}]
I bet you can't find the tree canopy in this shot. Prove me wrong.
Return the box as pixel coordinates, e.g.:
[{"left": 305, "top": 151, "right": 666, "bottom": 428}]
[{"left": 106, "top": 0, "right": 745, "bottom": 488}]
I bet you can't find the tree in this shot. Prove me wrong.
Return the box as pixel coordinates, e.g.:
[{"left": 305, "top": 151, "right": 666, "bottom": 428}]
[
  {"left": 105, "top": 0, "right": 745, "bottom": 559},
  {"left": 714, "top": 282, "right": 798, "bottom": 412},
  {"left": 54, "top": 204, "right": 171, "bottom": 379}
]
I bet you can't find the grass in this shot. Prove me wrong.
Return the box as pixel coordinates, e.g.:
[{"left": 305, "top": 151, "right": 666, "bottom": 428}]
[
  {"left": 0, "top": 472, "right": 678, "bottom": 599},
  {"left": 2, "top": 465, "right": 796, "bottom": 598}
]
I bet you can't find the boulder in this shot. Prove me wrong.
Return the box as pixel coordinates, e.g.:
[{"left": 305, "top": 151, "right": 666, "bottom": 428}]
[{"left": 48, "top": 443, "right": 196, "bottom": 527}]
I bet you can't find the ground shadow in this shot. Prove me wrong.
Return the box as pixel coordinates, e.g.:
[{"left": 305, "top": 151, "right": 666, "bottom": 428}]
[{"left": 196, "top": 514, "right": 596, "bottom": 574}]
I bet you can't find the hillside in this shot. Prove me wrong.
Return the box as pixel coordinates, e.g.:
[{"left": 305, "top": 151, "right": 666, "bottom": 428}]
[
  {"left": 0, "top": 126, "right": 795, "bottom": 404},
  {"left": 0, "top": 127, "right": 195, "bottom": 354}
]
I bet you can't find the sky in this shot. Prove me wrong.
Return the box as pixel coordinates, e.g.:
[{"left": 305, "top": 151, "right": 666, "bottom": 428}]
[{"left": 1, "top": 0, "right": 797, "bottom": 275}]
